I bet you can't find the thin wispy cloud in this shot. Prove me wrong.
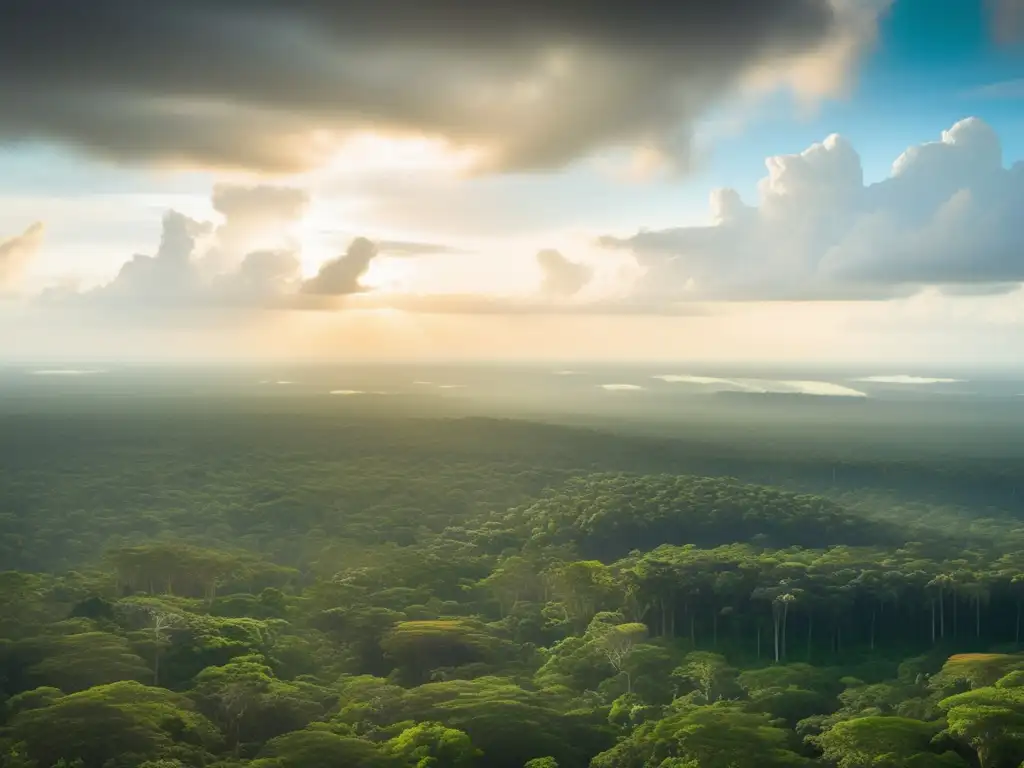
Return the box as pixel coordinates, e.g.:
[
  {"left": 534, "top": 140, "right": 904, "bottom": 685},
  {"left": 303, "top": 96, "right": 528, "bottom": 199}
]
[
  {"left": 653, "top": 375, "right": 867, "bottom": 397},
  {"left": 856, "top": 374, "right": 964, "bottom": 384},
  {"left": 965, "top": 78, "right": 1024, "bottom": 99},
  {"left": 30, "top": 368, "right": 106, "bottom": 376}
]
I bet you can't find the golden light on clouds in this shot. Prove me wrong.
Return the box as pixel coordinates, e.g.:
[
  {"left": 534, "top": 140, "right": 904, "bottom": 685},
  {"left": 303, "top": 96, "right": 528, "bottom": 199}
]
[
  {"left": 322, "top": 133, "right": 481, "bottom": 177},
  {"left": 741, "top": 0, "right": 891, "bottom": 102}
]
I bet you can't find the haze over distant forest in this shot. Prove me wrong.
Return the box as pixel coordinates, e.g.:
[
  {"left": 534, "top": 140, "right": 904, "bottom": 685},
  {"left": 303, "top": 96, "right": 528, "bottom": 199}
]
[{"left": 3, "top": 363, "right": 1024, "bottom": 767}]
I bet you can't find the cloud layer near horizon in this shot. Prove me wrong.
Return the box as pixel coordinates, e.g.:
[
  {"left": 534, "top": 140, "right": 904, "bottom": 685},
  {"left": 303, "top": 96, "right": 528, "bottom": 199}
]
[
  {"left": 7, "top": 116, "right": 1024, "bottom": 319},
  {"left": 23, "top": 185, "right": 612, "bottom": 317},
  {"left": 0, "top": 0, "right": 884, "bottom": 174},
  {"left": 601, "top": 117, "right": 1024, "bottom": 301},
  {"left": 37, "top": 187, "right": 384, "bottom": 312}
]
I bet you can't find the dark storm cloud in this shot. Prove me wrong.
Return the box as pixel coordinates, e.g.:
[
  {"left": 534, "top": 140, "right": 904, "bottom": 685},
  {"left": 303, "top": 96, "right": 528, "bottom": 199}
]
[{"left": 0, "top": 0, "right": 872, "bottom": 173}]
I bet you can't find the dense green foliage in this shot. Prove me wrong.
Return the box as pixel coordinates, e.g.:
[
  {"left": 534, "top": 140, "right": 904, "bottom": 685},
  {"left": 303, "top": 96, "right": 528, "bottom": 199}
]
[{"left": 4, "top": 406, "right": 1024, "bottom": 767}]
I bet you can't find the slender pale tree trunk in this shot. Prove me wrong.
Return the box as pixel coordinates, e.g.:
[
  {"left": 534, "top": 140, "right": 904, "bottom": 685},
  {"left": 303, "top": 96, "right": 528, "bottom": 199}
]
[
  {"left": 781, "top": 602, "right": 790, "bottom": 661},
  {"left": 773, "top": 614, "right": 781, "bottom": 663}
]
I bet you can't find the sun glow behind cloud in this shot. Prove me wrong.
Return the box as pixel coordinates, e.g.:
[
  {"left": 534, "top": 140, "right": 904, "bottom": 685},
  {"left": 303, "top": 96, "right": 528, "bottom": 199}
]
[
  {"left": 320, "top": 133, "right": 481, "bottom": 178},
  {"left": 4, "top": 108, "right": 1024, "bottom": 366},
  {"left": 358, "top": 259, "right": 416, "bottom": 292}
]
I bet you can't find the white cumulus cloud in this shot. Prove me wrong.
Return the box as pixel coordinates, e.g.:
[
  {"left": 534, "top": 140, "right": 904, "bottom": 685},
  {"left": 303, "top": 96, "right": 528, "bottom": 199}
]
[
  {"left": 601, "top": 117, "right": 1024, "bottom": 301},
  {"left": 40, "top": 185, "right": 382, "bottom": 313}
]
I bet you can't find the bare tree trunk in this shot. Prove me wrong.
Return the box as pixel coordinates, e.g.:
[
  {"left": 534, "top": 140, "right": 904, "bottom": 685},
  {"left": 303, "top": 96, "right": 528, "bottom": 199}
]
[
  {"left": 781, "top": 603, "right": 789, "bottom": 661},
  {"left": 930, "top": 600, "right": 936, "bottom": 644}
]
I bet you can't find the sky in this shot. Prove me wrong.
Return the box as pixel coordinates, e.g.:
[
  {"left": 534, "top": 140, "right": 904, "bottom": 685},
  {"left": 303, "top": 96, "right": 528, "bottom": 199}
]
[{"left": 1, "top": 0, "right": 1023, "bottom": 366}]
